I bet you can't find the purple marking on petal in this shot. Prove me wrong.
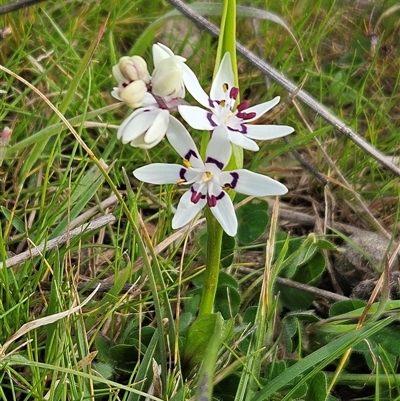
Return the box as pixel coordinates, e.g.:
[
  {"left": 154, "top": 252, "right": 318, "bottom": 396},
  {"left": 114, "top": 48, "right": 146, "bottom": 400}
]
[
  {"left": 207, "top": 112, "right": 218, "bottom": 127},
  {"left": 205, "top": 156, "right": 224, "bottom": 170},
  {"left": 207, "top": 194, "right": 217, "bottom": 207},
  {"left": 207, "top": 191, "right": 225, "bottom": 207},
  {"left": 229, "top": 87, "right": 239, "bottom": 100},
  {"left": 208, "top": 98, "right": 215, "bottom": 108},
  {"left": 179, "top": 168, "right": 187, "bottom": 181},
  {"left": 227, "top": 172, "right": 239, "bottom": 189},
  {"left": 184, "top": 149, "right": 199, "bottom": 161},
  {"left": 190, "top": 187, "right": 206, "bottom": 204},
  {"left": 228, "top": 124, "right": 247, "bottom": 134}
]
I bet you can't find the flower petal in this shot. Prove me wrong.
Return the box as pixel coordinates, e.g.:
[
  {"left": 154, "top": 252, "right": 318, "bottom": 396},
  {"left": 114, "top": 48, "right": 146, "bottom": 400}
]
[
  {"left": 181, "top": 63, "right": 209, "bottom": 107},
  {"left": 178, "top": 105, "right": 214, "bottom": 130},
  {"left": 209, "top": 192, "right": 237, "bottom": 236},
  {"left": 152, "top": 43, "right": 174, "bottom": 66},
  {"left": 144, "top": 109, "right": 169, "bottom": 143},
  {"left": 210, "top": 52, "right": 234, "bottom": 100},
  {"left": 227, "top": 130, "right": 260, "bottom": 151},
  {"left": 172, "top": 189, "right": 206, "bottom": 229},
  {"left": 117, "top": 108, "right": 154, "bottom": 143},
  {"left": 133, "top": 164, "right": 182, "bottom": 184},
  {"left": 205, "top": 126, "right": 231, "bottom": 169},
  {"left": 166, "top": 116, "right": 204, "bottom": 169},
  {"left": 220, "top": 169, "right": 288, "bottom": 196},
  {"left": 243, "top": 97, "right": 281, "bottom": 122},
  {"left": 111, "top": 88, "right": 122, "bottom": 101},
  {"left": 245, "top": 124, "right": 294, "bottom": 140}
]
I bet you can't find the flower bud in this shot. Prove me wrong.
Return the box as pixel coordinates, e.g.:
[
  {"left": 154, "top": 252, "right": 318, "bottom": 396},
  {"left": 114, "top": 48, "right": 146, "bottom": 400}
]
[
  {"left": 113, "top": 56, "right": 150, "bottom": 84},
  {"left": 151, "top": 56, "right": 185, "bottom": 98},
  {"left": 119, "top": 80, "right": 147, "bottom": 108}
]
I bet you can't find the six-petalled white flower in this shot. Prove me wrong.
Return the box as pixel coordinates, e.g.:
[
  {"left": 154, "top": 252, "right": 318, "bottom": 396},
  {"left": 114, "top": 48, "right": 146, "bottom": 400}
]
[
  {"left": 133, "top": 124, "right": 288, "bottom": 236},
  {"left": 178, "top": 52, "right": 294, "bottom": 151}
]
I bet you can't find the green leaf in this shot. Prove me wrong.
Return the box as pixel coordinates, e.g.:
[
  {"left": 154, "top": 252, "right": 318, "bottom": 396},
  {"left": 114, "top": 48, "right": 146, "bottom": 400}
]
[
  {"left": 182, "top": 313, "right": 223, "bottom": 373},
  {"left": 93, "top": 361, "right": 114, "bottom": 380},
  {"left": 221, "top": 233, "right": 236, "bottom": 268},
  {"left": 215, "top": 285, "right": 241, "bottom": 319},
  {"left": 236, "top": 197, "right": 269, "bottom": 245},
  {"left": 126, "top": 330, "right": 160, "bottom": 401},
  {"left": 182, "top": 314, "right": 232, "bottom": 379},
  {"left": 305, "top": 372, "right": 328, "bottom": 401},
  {"left": 1, "top": 206, "right": 25, "bottom": 233},
  {"left": 329, "top": 299, "right": 367, "bottom": 317},
  {"left": 278, "top": 252, "right": 326, "bottom": 310},
  {"left": 193, "top": 313, "right": 230, "bottom": 401},
  {"left": 250, "top": 315, "right": 399, "bottom": 401}
]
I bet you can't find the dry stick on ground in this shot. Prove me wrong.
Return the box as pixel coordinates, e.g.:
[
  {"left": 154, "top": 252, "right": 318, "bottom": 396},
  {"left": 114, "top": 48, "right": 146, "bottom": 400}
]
[
  {"left": 0, "top": 0, "right": 49, "bottom": 15},
  {"left": 1, "top": 214, "right": 116, "bottom": 269},
  {"left": 165, "top": 0, "right": 400, "bottom": 178}
]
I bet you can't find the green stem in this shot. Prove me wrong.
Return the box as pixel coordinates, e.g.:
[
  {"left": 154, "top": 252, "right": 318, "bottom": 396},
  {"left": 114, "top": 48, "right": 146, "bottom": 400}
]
[{"left": 198, "top": 210, "right": 224, "bottom": 316}]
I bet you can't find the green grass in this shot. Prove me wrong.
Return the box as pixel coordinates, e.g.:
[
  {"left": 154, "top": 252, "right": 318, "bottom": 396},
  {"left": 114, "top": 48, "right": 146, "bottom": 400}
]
[{"left": 1, "top": 0, "right": 400, "bottom": 400}]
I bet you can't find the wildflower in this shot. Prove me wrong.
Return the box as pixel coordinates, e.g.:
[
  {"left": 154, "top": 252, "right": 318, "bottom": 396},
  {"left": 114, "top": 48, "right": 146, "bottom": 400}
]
[
  {"left": 133, "top": 123, "right": 288, "bottom": 236},
  {"left": 151, "top": 44, "right": 186, "bottom": 99},
  {"left": 118, "top": 108, "right": 179, "bottom": 149},
  {"left": 178, "top": 52, "right": 294, "bottom": 151},
  {"left": 114, "top": 43, "right": 199, "bottom": 149}
]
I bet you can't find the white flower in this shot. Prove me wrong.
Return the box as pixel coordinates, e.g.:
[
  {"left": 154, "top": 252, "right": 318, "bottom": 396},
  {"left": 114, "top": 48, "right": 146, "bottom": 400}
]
[
  {"left": 114, "top": 43, "right": 201, "bottom": 149},
  {"left": 118, "top": 107, "right": 179, "bottom": 149},
  {"left": 178, "top": 52, "right": 294, "bottom": 151},
  {"left": 151, "top": 44, "right": 186, "bottom": 99},
  {"left": 133, "top": 126, "right": 288, "bottom": 236}
]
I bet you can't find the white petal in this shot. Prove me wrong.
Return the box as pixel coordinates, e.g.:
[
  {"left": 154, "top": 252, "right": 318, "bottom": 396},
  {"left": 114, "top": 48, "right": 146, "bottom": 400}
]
[
  {"left": 245, "top": 124, "right": 294, "bottom": 140},
  {"left": 152, "top": 43, "right": 173, "bottom": 66},
  {"left": 144, "top": 109, "right": 169, "bottom": 143},
  {"left": 142, "top": 93, "right": 158, "bottom": 107},
  {"left": 244, "top": 97, "right": 280, "bottom": 122},
  {"left": 172, "top": 190, "right": 206, "bottom": 229},
  {"left": 166, "top": 116, "right": 203, "bottom": 168},
  {"left": 111, "top": 88, "right": 122, "bottom": 101},
  {"left": 178, "top": 105, "right": 214, "bottom": 130},
  {"left": 130, "top": 135, "right": 164, "bottom": 149},
  {"left": 133, "top": 164, "right": 182, "bottom": 184},
  {"left": 205, "top": 126, "right": 231, "bottom": 169},
  {"left": 221, "top": 169, "right": 288, "bottom": 196},
  {"left": 227, "top": 131, "right": 260, "bottom": 151},
  {"left": 152, "top": 43, "right": 186, "bottom": 68},
  {"left": 210, "top": 53, "right": 234, "bottom": 100},
  {"left": 181, "top": 63, "right": 209, "bottom": 107},
  {"left": 117, "top": 108, "right": 154, "bottom": 143},
  {"left": 210, "top": 193, "right": 237, "bottom": 236}
]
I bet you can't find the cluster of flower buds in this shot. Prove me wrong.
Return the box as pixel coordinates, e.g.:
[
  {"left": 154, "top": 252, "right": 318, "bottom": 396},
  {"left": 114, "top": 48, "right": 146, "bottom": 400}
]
[
  {"left": 112, "top": 44, "right": 294, "bottom": 236},
  {"left": 111, "top": 44, "right": 192, "bottom": 148},
  {"left": 112, "top": 55, "right": 150, "bottom": 108}
]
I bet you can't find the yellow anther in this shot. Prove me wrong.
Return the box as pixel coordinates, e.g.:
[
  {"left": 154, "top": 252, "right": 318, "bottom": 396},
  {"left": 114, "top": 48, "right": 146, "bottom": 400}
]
[
  {"left": 222, "top": 83, "right": 229, "bottom": 92},
  {"left": 183, "top": 159, "right": 191, "bottom": 168}
]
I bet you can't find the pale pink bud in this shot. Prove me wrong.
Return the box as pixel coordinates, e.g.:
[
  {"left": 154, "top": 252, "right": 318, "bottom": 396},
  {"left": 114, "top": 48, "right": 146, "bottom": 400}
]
[{"left": 113, "top": 56, "right": 150, "bottom": 84}]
